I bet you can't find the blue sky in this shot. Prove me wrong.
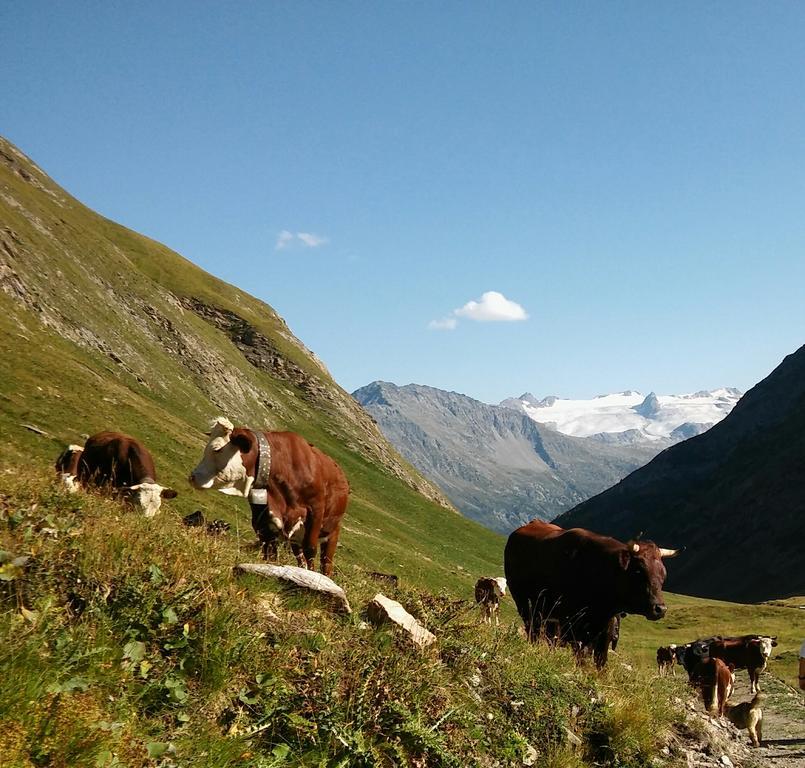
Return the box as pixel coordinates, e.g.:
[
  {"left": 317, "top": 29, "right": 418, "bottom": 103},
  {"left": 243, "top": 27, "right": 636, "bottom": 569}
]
[{"left": 3, "top": 3, "right": 804, "bottom": 402}]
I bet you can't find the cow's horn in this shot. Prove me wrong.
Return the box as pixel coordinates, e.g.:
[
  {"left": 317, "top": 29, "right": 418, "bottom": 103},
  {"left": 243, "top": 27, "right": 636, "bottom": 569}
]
[{"left": 659, "top": 547, "right": 679, "bottom": 558}]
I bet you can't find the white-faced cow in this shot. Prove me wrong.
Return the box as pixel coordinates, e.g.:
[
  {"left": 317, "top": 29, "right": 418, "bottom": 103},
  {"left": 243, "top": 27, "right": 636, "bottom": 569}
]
[
  {"left": 703, "top": 635, "right": 777, "bottom": 694},
  {"left": 474, "top": 577, "right": 507, "bottom": 626},
  {"left": 55, "top": 444, "right": 84, "bottom": 492},
  {"left": 504, "top": 520, "right": 678, "bottom": 667},
  {"left": 189, "top": 417, "right": 350, "bottom": 577},
  {"left": 57, "top": 432, "right": 178, "bottom": 516}
]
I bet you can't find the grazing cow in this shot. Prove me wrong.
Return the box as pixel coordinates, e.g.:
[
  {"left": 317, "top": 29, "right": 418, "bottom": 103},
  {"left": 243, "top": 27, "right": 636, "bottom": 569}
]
[
  {"left": 690, "top": 657, "right": 734, "bottom": 716},
  {"left": 55, "top": 444, "right": 84, "bottom": 492},
  {"left": 504, "top": 520, "right": 678, "bottom": 667},
  {"left": 189, "top": 417, "right": 350, "bottom": 577},
  {"left": 59, "top": 432, "right": 178, "bottom": 516},
  {"left": 707, "top": 635, "right": 777, "bottom": 694},
  {"left": 657, "top": 645, "right": 678, "bottom": 676},
  {"left": 474, "top": 577, "right": 507, "bottom": 626}
]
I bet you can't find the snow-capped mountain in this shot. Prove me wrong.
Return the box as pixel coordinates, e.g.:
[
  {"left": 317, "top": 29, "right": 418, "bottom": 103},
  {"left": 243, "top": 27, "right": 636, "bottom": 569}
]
[{"left": 500, "top": 388, "right": 742, "bottom": 443}]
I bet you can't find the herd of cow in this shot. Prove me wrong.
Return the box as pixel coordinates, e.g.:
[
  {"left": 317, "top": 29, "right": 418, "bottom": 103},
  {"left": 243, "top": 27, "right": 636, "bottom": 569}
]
[
  {"left": 55, "top": 421, "right": 776, "bottom": 746},
  {"left": 655, "top": 635, "right": 776, "bottom": 746}
]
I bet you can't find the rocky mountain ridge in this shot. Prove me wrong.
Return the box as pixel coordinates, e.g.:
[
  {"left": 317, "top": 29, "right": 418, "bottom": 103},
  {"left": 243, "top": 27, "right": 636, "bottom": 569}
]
[
  {"left": 557, "top": 345, "right": 805, "bottom": 602},
  {"left": 353, "top": 381, "right": 663, "bottom": 532}
]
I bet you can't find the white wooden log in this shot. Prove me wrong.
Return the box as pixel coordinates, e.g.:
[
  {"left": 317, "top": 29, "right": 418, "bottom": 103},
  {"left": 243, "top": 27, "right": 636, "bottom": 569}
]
[
  {"left": 233, "top": 563, "right": 351, "bottom": 614},
  {"left": 366, "top": 592, "right": 436, "bottom": 648}
]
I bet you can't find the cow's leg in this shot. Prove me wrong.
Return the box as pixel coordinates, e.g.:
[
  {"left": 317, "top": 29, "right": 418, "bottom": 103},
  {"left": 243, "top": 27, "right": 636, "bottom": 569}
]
[
  {"left": 592, "top": 632, "right": 610, "bottom": 668},
  {"left": 290, "top": 542, "right": 307, "bottom": 569},
  {"left": 262, "top": 537, "right": 279, "bottom": 562},
  {"left": 511, "top": 592, "right": 535, "bottom": 639},
  {"left": 749, "top": 669, "right": 757, "bottom": 695},
  {"left": 319, "top": 527, "right": 341, "bottom": 577}
]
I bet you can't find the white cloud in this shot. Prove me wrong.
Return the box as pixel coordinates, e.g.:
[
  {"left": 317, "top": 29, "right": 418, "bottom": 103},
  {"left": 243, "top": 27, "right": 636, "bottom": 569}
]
[
  {"left": 297, "top": 232, "right": 328, "bottom": 248},
  {"left": 428, "top": 317, "right": 458, "bottom": 331},
  {"left": 275, "top": 231, "right": 329, "bottom": 251},
  {"left": 455, "top": 291, "right": 529, "bottom": 322},
  {"left": 429, "top": 290, "right": 528, "bottom": 330},
  {"left": 275, "top": 230, "right": 295, "bottom": 250}
]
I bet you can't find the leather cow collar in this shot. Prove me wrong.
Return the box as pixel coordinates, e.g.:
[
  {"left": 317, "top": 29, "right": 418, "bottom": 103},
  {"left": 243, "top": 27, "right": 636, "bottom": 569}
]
[{"left": 253, "top": 430, "right": 272, "bottom": 489}]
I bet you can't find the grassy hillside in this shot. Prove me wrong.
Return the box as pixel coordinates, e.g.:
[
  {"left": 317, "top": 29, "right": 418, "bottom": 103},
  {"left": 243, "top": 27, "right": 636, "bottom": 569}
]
[
  {"left": 1, "top": 469, "right": 685, "bottom": 768},
  {"left": 0, "top": 135, "right": 502, "bottom": 595}
]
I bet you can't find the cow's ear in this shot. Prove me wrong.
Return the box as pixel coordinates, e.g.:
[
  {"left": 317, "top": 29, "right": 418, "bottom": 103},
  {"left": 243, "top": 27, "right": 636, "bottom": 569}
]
[
  {"left": 160, "top": 488, "right": 178, "bottom": 499},
  {"left": 230, "top": 429, "right": 253, "bottom": 453},
  {"left": 618, "top": 549, "right": 631, "bottom": 570}
]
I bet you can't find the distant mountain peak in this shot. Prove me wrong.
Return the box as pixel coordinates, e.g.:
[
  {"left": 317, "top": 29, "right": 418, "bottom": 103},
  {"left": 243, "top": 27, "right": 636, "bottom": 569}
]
[
  {"left": 633, "top": 392, "right": 661, "bottom": 418},
  {"left": 501, "top": 387, "right": 741, "bottom": 444}
]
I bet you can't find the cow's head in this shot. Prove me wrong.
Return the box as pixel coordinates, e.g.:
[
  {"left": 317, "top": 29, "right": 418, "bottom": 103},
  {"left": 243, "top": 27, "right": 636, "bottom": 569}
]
[
  {"left": 189, "top": 418, "right": 256, "bottom": 497},
  {"left": 493, "top": 577, "right": 507, "bottom": 597},
  {"left": 120, "top": 482, "right": 178, "bottom": 517},
  {"left": 55, "top": 444, "right": 84, "bottom": 493},
  {"left": 751, "top": 636, "right": 777, "bottom": 658},
  {"left": 616, "top": 540, "right": 678, "bottom": 621}
]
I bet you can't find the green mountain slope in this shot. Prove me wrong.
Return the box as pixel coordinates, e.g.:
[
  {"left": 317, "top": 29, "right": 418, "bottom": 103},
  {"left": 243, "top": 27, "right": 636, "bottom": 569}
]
[{"left": 0, "top": 136, "right": 502, "bottom": 593}]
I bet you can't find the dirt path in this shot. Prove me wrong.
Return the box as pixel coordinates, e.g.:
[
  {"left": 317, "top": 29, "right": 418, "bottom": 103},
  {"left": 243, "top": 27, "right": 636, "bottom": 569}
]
[{"left": 731, "top": 671, "right": 805, "bottom": 767}]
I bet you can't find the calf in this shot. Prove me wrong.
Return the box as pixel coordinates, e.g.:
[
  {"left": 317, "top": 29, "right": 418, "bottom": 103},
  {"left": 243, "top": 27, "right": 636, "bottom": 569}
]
[
  {"left": 656, "top": 645, "right": 677, "bottom": 676},
  {"left": 474, "top": 577, "right": 507, "bottom": 626},
  {"left": 691, "top": 657, "right": 734, "bottom": 716},
  {"left": 58, "top": 432, "right": 178, "bottom": 516}
]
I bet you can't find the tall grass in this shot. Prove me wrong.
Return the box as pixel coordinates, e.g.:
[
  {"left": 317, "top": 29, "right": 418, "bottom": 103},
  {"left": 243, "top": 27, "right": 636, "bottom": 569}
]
[{"left": 0, "top": 469, "right": 686, "bottom": 767}]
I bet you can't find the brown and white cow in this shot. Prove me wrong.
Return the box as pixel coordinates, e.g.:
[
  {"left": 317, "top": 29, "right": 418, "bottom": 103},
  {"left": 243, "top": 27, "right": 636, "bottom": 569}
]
[
  {"left": 504, "top": 520, "right": 678, "bottom": 667},
  {"left": 55, "top": 444, "right": 84, "bottom": 492},
  {"left": 189, "top": 417, "right": 350, "bottom": 577},
  {"left": 690, "top": 657, "right": 734, "bottom": 716},
  {"left": 707, "top": 635, "right": 777, "bottom": 694},
  {"left": 657, "top": 645, "right": 678, "bottom": 676},
  {"left": 474, "top": 576, "right": 507, "bottom": 626},
  {"left": 57, "top": 432, "right": 178, "bottom": 516}
]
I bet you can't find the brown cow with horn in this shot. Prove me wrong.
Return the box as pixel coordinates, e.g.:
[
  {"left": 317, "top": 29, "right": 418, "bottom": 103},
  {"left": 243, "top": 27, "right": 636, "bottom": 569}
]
[
  {"left": 189, "top": 417, "right": 349, "bottom": 576},
  {"left": 504, "top": 520, "right": 678, "bottom": 667}
]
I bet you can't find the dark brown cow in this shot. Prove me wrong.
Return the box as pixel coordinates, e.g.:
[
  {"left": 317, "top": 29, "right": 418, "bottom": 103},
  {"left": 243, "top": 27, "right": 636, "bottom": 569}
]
[
  {"left": 59, "top": 432, "right": 178, "bottom": 516},
  {"left": 504, "top": 520, "right": 677, "bottom": 667},
  {"left": 690, "top": 657, "right": 734, "bottom": 716},
  {"left": 656, "top": 645, "right": 678, "bottom": 676},
  {"left": 189, "top": 417, "right": 349, "bottom": 576},
  {"left": 707, "top": 636, "right": 777, "bottom": 694}
]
